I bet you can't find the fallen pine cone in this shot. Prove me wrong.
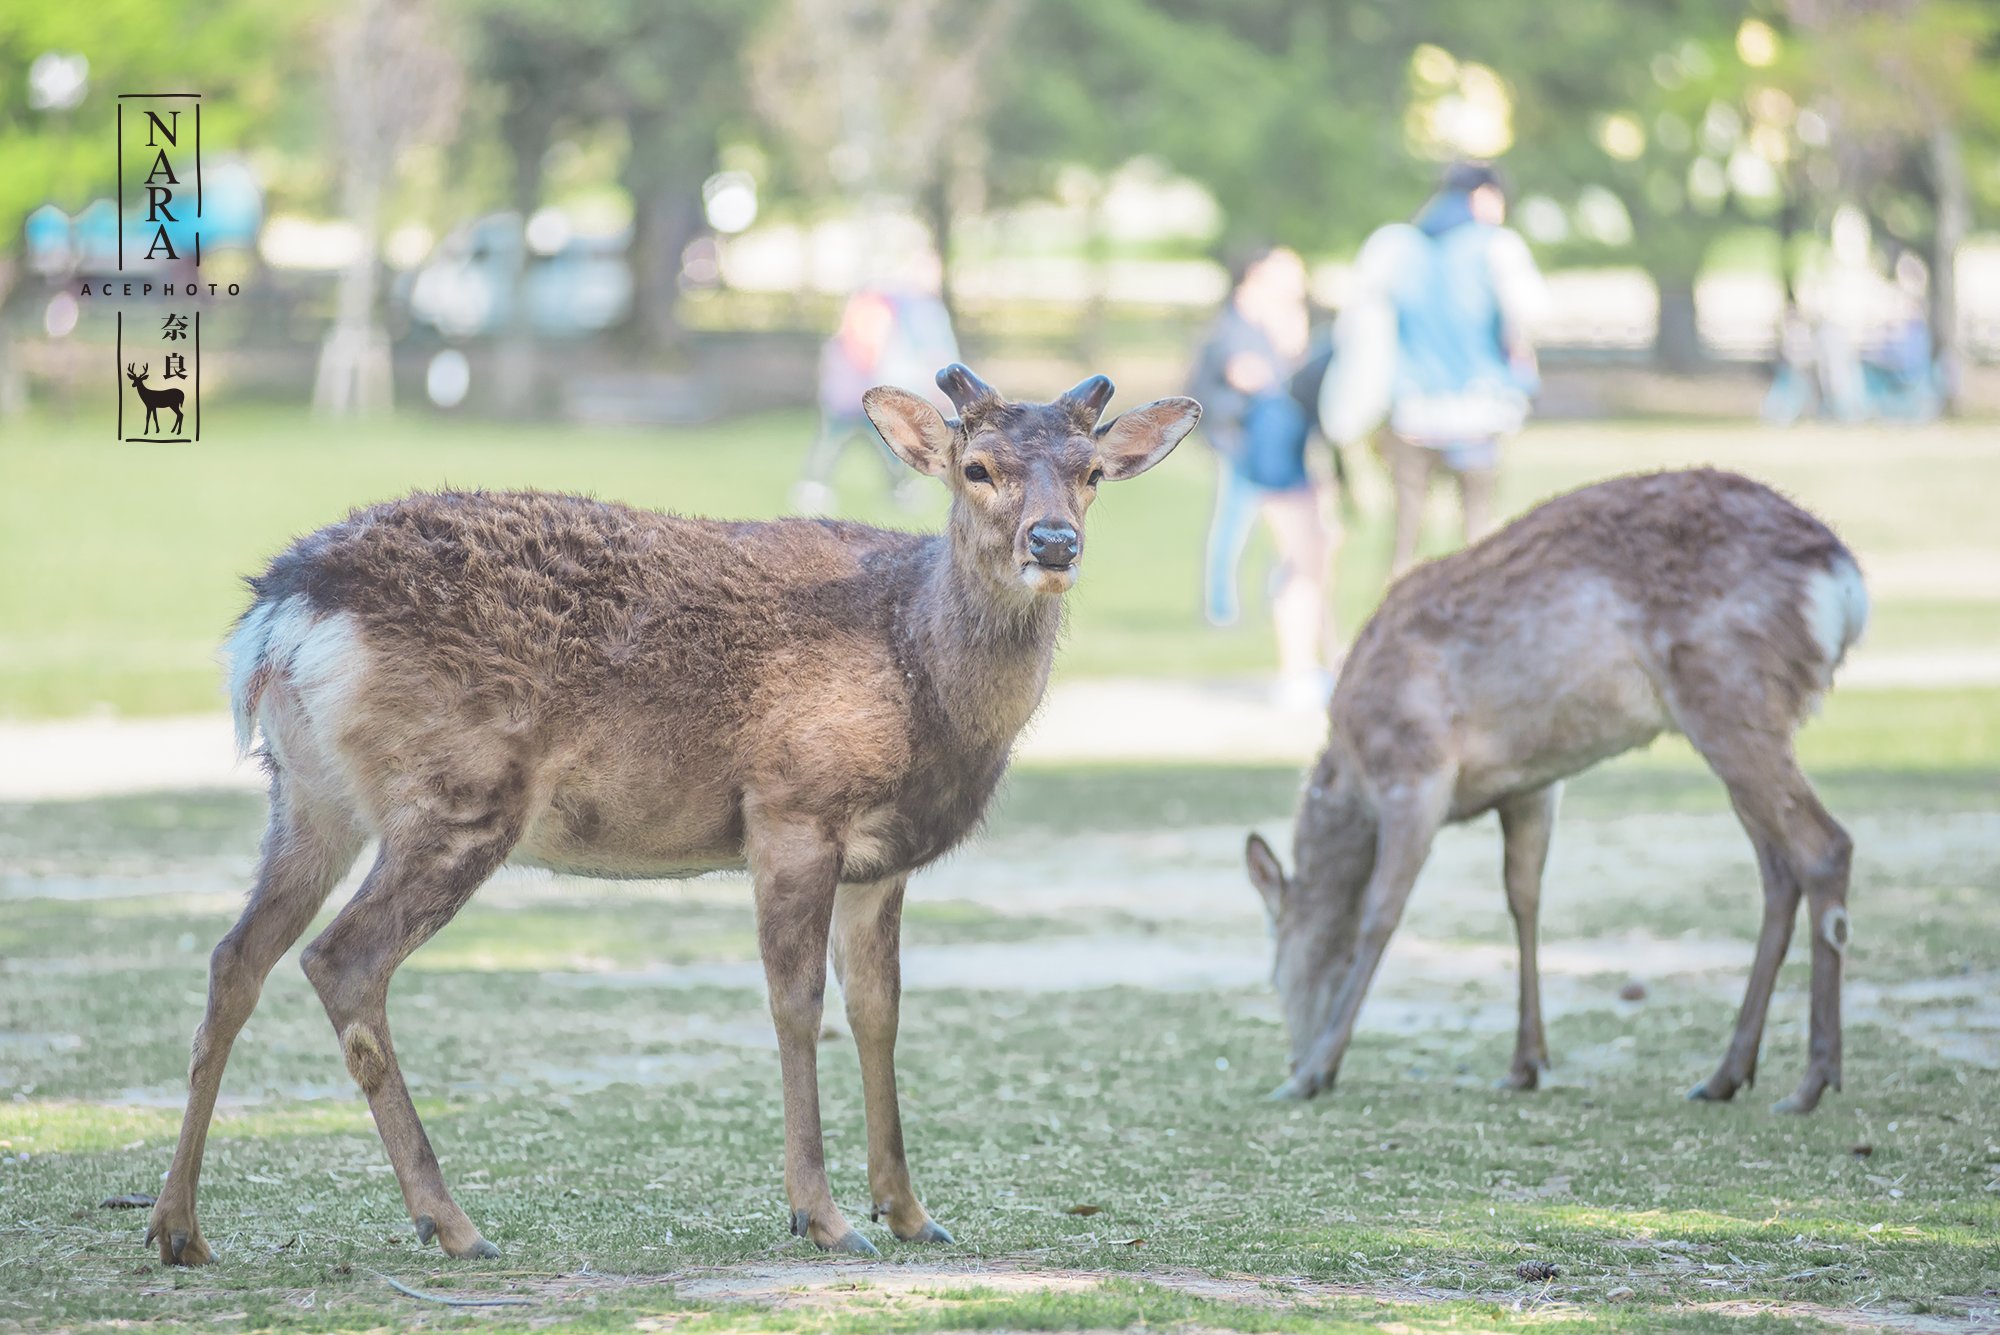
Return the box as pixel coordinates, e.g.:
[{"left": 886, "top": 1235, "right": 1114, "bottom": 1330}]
[{"left": 1516, "top": 1260, "right": 1560, "bottom": 1282}]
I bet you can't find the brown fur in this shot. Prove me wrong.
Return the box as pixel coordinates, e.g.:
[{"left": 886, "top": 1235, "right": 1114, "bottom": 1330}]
[
  {"left": 1247, "top": 468, "right": 1863, "bottom": 1115},
  {"left": 146, "top": 366, "right": 1200, "bottom": 1266}
]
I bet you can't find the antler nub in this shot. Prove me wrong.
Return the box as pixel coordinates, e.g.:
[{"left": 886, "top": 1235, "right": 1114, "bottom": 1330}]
[
  {"left": 935, "top": 363, "right": 998, "bottom": 415},
  {"left": 1060, "top": 374, "right": 1116, "bottom": 428}
]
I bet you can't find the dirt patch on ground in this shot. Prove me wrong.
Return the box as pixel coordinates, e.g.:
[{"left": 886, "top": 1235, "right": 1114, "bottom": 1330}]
[{"left": 358, "top": 1259, "right": 2000, "bottom": 1332}]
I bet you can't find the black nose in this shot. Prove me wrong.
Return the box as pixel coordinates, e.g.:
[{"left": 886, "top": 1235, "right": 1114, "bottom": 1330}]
[{"left": 1027, "top": 522, "right": 1078, "bottom": 567}]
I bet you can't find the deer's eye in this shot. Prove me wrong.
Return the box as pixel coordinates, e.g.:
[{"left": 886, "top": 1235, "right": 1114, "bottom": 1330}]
[
  {"left": 1087, "top": 467, "right": 1105, "bottom": 487},
  {"left": 962, "top": 462, "right": 991, "bottom": 484}
]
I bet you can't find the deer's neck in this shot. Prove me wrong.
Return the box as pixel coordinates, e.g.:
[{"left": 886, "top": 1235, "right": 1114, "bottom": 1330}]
[{"left": 906, "top": 520, "right": 1061, "bottom": 752}]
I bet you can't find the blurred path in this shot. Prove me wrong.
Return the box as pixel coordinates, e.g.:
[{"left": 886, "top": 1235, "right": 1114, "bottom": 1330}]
[{"left": 2, "top": 644, "right": 1996, "bottom": 800}]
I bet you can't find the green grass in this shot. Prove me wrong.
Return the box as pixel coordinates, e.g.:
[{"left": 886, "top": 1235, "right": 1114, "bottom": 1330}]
[
  {"left": 2, "top": 758, "right": 1997, "bottom": 1333},
  {"left": 3, "top": 409, "right": 1998, "bottom": 718}
]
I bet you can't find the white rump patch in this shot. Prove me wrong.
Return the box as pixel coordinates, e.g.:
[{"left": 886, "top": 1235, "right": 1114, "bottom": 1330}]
[
  {"left": 1801, "top": 556, "right": 1869, "bottom": 686},
  {"left": 223, "top": 600, "right": 278, "bottom": 755},
  {"left": 223, "top": 596, "right": 368, "bottom": 760}
]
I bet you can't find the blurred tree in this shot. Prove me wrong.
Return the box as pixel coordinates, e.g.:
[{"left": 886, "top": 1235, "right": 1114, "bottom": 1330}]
[
  {"left": 986, "top": 0, "right": 1426, "bottom": 256},
  {"left": 1451, "top": 0, "right": 1763, "bottom": 370},
  {"left": 0, "top": 0, "right": 313, "bottom": 250},
  {"left": 746, "top": 0, "right": 1025, "bottom": 325},
  {"left": 1774, "top": 0, "right": 2000, "bottom": 410},
  {"left": 460, "top": 0, "right": 770, "bottom": 355},
  {"left": 312, "top": 0, "right": 462, "bottom": 416}
]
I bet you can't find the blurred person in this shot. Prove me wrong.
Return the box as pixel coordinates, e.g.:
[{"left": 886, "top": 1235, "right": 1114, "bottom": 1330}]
[
  {"left": 1323, "top": 162, "right": 1546, "bottom": 576},
  {"left": 1763, "top": 303, "right": 1821, "bottom": 425},
  {"left": 1189, "top": 245, "right": 1341, "bottom": 709},
  {"left": 1862, "top": 255, "right": 1940, "bottom": 421},
  {"left": 790, "top": 253, "right": 960, "bottom": 515}
]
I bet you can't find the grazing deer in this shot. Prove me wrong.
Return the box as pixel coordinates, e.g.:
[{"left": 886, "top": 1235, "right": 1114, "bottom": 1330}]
[
  {"left": 126, "top": 362, "right": 185, "bottom": 434},
  {"left": 147, "top": 365, "right": 1200, "bottom": 1266},
  {"left": 1245, "top": 469, "right": 1865, "bottom": 1114}
]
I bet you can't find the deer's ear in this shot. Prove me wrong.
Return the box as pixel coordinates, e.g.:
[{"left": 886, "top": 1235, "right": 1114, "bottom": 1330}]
[
  {"left": 863, "top": 386, "right": 954, "bottom": 477},
  {"left": 1246, "top": 832, "right": 1288, "bottom": 919},
  {"left": 1095, "top": 396, "right": 1202, "bottom": 480}
]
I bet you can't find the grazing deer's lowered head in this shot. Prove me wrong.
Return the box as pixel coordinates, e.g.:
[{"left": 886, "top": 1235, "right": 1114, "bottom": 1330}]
[{"left": 1246, "top": 755, "right": 1378, "bottom": 1078}]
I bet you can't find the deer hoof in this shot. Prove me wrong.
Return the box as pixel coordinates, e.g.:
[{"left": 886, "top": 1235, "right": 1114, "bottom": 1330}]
[
  {"left": 897, "top": 1219, "right": 954, "bottom": 1245},
  {"left": 1267, "top": 1071, "right": 1324, "bottom": 1101},
  {"left": 827, "top": 1228, "right": 880, "bottom": 1258},
  {"left": 146, "top": 1212, "right": 213, "bottom": 1266},
  {"left": 1772, "top": 1086, "right": 1826, "bottom": 1116},
  {"left": 1686, "top": 1078, "right": 1736, "bottom": 1102}
]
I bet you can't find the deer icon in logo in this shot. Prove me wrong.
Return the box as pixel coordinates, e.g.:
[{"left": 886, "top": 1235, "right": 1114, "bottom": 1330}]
[{"left": 126, "top": 362, "right": 186, "bottom": 435}]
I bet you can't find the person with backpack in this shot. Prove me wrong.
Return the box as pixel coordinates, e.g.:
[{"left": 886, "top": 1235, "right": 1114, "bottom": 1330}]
[
  {"left": 1189, "top": 245, "right": 1341, "bottom": 710},
  {"left": 1322, "top": 163, "right": 1547, "bottom": 576}
]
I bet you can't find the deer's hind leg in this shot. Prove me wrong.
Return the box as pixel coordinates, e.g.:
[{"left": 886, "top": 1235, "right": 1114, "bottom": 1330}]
[
  {"left": 301, "top": 795, "right": 525, "bottom": 1259},
  {"left": 1673, "top": 676, "right": 1852, "bottom": 1114},
  {"left": 150, "top": 779, "right": 364, "bottom": 1265}
]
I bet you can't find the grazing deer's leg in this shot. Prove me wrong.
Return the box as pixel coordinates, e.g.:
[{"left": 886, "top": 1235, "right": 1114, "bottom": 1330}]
[
  {"left": 832, "top": 877, "right": 949, "bottom": 1245},
  {"left": 149, "top": 785, "right": 363, "bottom": 1266},
  {"left": 1496, "top": 785, "right": 1559, "bottom": 1090},
  {"left": 1770, "top": 790, "right": 1850, "bottom": 1115},
  {"left": 749, "top": 816, "right": 874, "bottom": 1255},
  {"left": 1275, "top": 776, "right": 1451, "bottom": 1099},
  {"left": 1676, "top": 702, "right": 1852, "bottom": 1114},
  {"left": 301, "top": 811, "right": 520, "bottom": 1259},
  {"left": 1688, "top": 827, "right": 1798, "bottom": 1103}
]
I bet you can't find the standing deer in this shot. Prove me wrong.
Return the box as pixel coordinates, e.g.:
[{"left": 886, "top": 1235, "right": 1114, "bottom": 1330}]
[
  {"left": 126, "top": 362, "right": 186, "bottom": 434},
  {"left": 1245, "top": 469, "right": 1865, "bottom": 1114},
  {"left": 146, "top": 365, "right": 1199, "bottom": 1266}
]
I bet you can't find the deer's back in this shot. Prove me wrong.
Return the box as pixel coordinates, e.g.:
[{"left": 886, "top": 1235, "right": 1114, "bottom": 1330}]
[
  {"left": 238, "top": 491, "right": 955, "bottom": 873},
  {"left": 1333, "top": 469, "right": 1860, "bottom": 811},
  {"left": 252, "top": 489, "right": 924, "bottom": 697}
]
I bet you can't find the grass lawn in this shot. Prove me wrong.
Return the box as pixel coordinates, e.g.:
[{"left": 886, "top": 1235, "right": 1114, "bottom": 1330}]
[
  {"left": 2, "top": 408, "right": 1998, "bottom": 718},
  {"left": 2, "top": 716, "right": 1997, "bottom": 1331},
  {"left": 2, "top": 408, "right": 1996, "bottom": 1330}
]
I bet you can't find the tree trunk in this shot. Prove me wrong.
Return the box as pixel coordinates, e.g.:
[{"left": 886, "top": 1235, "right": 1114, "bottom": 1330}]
[
  {"left": 920, "top": 170, "right": 958, "bottom": 334},
  {"left": 630, "top": 180, "right": 704, "bottom": 359},
  {"left": 1927, "top": 123, "right": 1968, "bottom": 416},
  {"left": 1653, "top": 275, "right": 1705, "bottom": 373},
  {"left": 491, "top": 110, "right": 550, "bottom": 418},
  {"left": 312, "top": 0, "right": 393, "bottom": 418}
]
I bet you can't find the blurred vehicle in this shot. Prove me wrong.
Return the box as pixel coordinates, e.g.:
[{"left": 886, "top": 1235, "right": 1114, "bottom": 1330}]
[{"left": 402, "top": 212, "right": 633, "bottom": 340}]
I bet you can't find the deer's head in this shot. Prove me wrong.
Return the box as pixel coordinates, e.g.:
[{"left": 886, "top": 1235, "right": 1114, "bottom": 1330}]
[
  {"left": 864, "top": 365, "right": 1200, "bottom": 598},
  {"left": 125, "top": 362, "right": 149, "bottom": 388},
  {"left": 1244, "top": 754, "right": 1379, "bottom": 1088}
]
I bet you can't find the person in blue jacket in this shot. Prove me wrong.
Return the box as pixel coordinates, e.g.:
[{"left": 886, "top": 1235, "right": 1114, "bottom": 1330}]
[{"left": 1323, "top": 163, "right": 1546, "bottom": 575}]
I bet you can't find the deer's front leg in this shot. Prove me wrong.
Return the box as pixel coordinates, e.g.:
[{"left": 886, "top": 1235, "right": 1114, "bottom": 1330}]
[
  {"left": 749, "top": 819, "right": 876, "bottom": 1256},
  {"left": 1497, "top": 786, "right": 1559, "bottom": 1090},
  {"left": 833, "top": 878, "right": 951, "bottom": 1245}
]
